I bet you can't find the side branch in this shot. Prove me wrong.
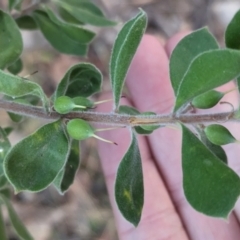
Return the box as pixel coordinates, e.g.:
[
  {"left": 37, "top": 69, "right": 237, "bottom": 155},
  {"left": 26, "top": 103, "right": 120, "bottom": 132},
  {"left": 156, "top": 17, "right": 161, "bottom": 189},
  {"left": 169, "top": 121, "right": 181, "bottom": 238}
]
[{"left": 0, "top": 100, "right": 238, "bottom": 127}]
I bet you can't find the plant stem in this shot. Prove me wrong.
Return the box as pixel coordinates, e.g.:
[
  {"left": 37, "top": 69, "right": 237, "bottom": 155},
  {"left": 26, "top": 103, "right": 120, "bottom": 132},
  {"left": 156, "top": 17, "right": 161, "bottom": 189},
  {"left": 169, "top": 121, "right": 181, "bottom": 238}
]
[
  {"left": 0, "top": 99, "right": 238, "bottom": 127},
  {"left": 12, "top": 0, "right": 50, "bottom": 19}
]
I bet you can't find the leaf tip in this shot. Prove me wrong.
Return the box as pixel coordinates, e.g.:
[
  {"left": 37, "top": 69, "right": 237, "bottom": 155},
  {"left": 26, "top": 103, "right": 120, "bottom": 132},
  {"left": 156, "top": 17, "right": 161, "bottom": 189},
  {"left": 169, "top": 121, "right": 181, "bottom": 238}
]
[
  {"left": 137, "top": 8, "right": 146, "bottom": 16},
  {"left": 132, "top": 220, "right": 140, "bottom": 227}
]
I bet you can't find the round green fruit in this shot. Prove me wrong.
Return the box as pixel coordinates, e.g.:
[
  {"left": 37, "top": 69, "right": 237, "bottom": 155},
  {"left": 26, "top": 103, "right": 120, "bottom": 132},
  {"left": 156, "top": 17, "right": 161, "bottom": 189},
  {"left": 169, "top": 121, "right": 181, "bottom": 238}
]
[
  {"left": 67, "top": 119, "right": 95, "bottom": 140},
  {"left": 54, "top": 96, "right": 75, "bottom": 114}
]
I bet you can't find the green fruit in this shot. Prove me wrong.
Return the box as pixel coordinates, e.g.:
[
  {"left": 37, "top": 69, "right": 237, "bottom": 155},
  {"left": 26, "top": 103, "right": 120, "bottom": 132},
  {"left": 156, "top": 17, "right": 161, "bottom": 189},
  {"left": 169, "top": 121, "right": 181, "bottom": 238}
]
[
  {"left": 73, "top": 97, "right": 94, "bottom": 108},
  {"left": 204, "top": 124, "right": 237, "bottom": 145},
  {"left": 54, "top": 96, "right": 75, "bottom": 114},
  {"left": 67, "top": 119, "right": 95, "bottom": 140},
  {"left": 192, "top": 90, "right": 224, "bottom": 109}
]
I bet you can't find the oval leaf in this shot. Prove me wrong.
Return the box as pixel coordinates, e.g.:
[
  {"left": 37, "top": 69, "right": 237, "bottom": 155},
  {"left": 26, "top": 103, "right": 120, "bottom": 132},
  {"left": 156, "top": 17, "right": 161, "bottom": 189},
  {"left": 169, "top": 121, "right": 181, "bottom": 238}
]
[
  {"left": 204, "top": 124, "right": 237, "bottom": 145},
  {"left": 58, "top": 6, "right": 83, "bottom": 25},
  {"left": 8, "top": 112, "right": 22, "bottom": 123},
  {"left": 0, "top": 9, "right": 23, "bottom": 69},
  {"left": 33, "top": 10, "right": 88, "bottom": 56},
  {"left": 54, "top": 63, "right": 102, "bottom": 99},
  {"left": 16, "top": 15, "right": 38, "bottom": 30},
  {"left": 110, "top": 10, "right": 147, "bottom": 110},
  {"left": 57, "top": 1, "right": 116, "bottom": 26},
  {"left": 0, "top": 128, "right": 11, "bottom": 176},
  {"left": 3, "top": 127, "right": 13, "bottom": 136},
  {"left": 59, "top": 0, "right": 105, "bottom": 17},
  {"left": 0, "top": 188, "right": 11, "bottom": 199},
  {"left": 0, "top": 195, "right": 33, "bottom": 240},
  {"left": 42, "top": 7, "right": 95, "bottom": 44},
  {"left": 191, "top": 90, "right": 224, "bottom": 109},
  {"left": 53, "top": 140, "right": 80, "bottom": 194},
  {"left": 115, "top": 130, "right": 143, "bottom": 226},
  {"left": 8, "top": 0, "right": 23, "bottom": 11},
  {"left": 7, "top": 58, "right": 23, "bottom": 75},
  {"left": 170, "top": 28, "right": 218, "bottom": 95},
  {"left": 0, "top": 175, "right": 9, "bottom": 189},
  {"left": 4, "top": 121, "right": 70, "bottom": 192},
  {"left": 225, "top": 9, "right": 240, "bottom": 49},
  {"left": 174, "top": 49, "right": 240, "bottom": 112},
  {"left": 181, "top": 124, "right": 240, "bottom": 218},
  {"left": 0, "top": 70, "right": 48, "bottom": 110}
]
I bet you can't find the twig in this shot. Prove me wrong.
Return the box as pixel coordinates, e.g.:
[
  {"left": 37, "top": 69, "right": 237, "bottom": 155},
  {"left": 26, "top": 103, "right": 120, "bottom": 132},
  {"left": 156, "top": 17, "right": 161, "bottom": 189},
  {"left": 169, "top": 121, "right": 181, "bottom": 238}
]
[{"left": 0, "top": 99, "right": 238, "bottom": 127}]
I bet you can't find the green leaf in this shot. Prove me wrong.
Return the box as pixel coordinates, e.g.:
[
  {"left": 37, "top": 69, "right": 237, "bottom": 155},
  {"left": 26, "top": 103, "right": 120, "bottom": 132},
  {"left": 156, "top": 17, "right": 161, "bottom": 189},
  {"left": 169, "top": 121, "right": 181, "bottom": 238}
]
[
  {"left": 3, "top": 127, "right": 13, "bottom": 136},
  {"left": 237, "top": 77, "right": 240, "bottom": 94},
  {"left": 204, "top": 140, "right": 228, "bottom": 164},
  {"left": 174, "top": 49, "right": 240, "bottom": 112},
  {"left": 42, "top": 7, "right": 95, "bottom": 44},
  {"left": 16, "top": 16, "right": 38, "bottom": 30},
  {"left": 0, "top": 70, "right": 49, "bottom": 110},
  {"left": 191, "top": 90, "right": 224, "bottom": 109},
  {"left": 170, "top": 28, "right": 218, "bottom": 96},
  {"left": 7, "top": 58, "right": 23, "bottom": 75},
  {"left": 115, "top": 130, "right": 143, "bottom": 226},
  {"left": 0, "top": 188, "right": 11, "bottom": 199},
  {"left": 0, "top": 128, "right": 11, "bottom": 176},
  {"left": 33, "top": 10, "right": 88, "bottom": 56},
  {"left": 225, "top": 10, "right": 240, "bottom": 49},
  {"left": 0, "top": 175, "right": 9, "bottom": 189},
  {"left": 54, "top": 140, "right": 80, "bottom": 194},
  {"left": 4, "top": 121, "right": 70, "bottom": 192},
  {"left": 54, "top": 63, "right": 102, "bottom": 99},
  {"left": 57, "top": 1, "right": 116, "bottom": 26},
  {"left": 8, "top": 0, "right": 23, "bottom": 11},
  {"left": 110, "top": 10, "right": 147, "bottom": 110},
  {"left": 0, "top": 206, "right": 7, "bottom": 240},
  {"left": 196, "top": 126, "right": 228, "bottom": 164},
  {"left": 118, "top": 105, "right": 154, "bottom": 135},
  {"left": 204, "top": 124, "right": 237, "bottom": 145},
  {"left": 0, "top": 9, "right": 23, "bottom": 69},
  {"left": 59, "top": 0, "right": 105, "bottom": 17},
  {"left": 8, "top": 112, "right": 22, "bottom": 123},
  {"left": 0, "top": 194, "right": 33, "bottom": 240},
  {"left": 181, "top": 124, "right": 240, "bottom": 218},
  {"left": 58, "top": 6, "right": 83, "bottom": 25}
]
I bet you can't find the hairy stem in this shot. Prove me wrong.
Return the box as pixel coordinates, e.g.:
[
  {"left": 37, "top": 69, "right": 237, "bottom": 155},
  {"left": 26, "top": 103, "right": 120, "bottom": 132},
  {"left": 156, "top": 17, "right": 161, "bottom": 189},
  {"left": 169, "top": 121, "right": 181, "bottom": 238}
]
[
  {"left": 12, "top": 0, "right": 50, "bottom": 19},
  {"left": 0, "top": 99, "right": 238, "bottom": 127}
]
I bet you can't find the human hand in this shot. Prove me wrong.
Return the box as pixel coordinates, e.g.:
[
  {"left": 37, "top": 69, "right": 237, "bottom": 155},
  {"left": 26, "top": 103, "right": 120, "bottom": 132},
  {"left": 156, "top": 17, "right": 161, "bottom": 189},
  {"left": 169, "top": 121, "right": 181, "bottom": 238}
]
[{"left": 97, "top": 34, "right": 240, "bottom": 240}]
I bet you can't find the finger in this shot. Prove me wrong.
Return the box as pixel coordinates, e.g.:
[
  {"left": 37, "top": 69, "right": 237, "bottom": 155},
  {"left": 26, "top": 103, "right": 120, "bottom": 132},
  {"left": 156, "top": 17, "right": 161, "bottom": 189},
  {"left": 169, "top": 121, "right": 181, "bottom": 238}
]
[
  {"left": 96, "top": 93, "right": 189, "bottom": 240},
  {"left": 125, "top": 34, "right": 240, "bottom": 239}
]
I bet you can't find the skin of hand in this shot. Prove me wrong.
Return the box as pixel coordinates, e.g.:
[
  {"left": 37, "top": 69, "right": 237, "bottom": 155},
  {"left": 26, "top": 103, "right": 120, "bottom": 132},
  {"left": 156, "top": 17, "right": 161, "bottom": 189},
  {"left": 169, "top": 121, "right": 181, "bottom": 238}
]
[{"left": 96, "top": 34, "right": 240, "bottom": 240}]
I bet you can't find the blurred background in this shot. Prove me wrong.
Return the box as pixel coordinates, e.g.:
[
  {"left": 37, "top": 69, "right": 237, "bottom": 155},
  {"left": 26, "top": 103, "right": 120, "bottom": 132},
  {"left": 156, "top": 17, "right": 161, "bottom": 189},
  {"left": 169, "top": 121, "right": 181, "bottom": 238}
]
[{"left": 1, "top": 0, "right": 240, "bottom": 239}]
